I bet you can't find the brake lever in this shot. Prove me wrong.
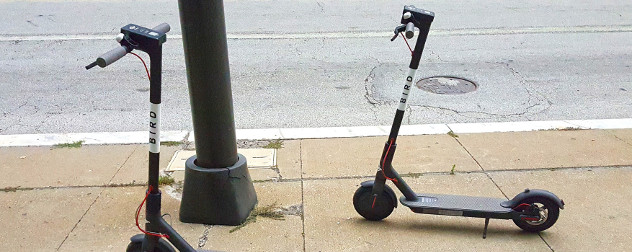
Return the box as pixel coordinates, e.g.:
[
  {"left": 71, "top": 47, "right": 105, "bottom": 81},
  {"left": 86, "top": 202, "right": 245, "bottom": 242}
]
[{"left": 391, "top": 24, "right": 407, "bottom": 41}]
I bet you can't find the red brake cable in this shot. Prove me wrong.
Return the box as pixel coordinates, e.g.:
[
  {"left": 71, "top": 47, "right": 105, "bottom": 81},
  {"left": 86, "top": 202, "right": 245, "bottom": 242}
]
[
  {"left": 401, "top": 33, "right": 413, "bottom": 55},
  {"left": 135, "top": 185, "right": 169, "bottom": 239},
  {"left": 129, "top": 52, "right": 151, "bottom": 80},
  {"left": 381, "top": 139, "right": 399, "bottom": 184}
]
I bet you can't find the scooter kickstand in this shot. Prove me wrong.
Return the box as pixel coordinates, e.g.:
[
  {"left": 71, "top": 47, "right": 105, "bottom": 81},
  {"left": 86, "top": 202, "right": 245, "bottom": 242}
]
[{"left": 483, "top": 218, "right": 490, "bottom": 239}]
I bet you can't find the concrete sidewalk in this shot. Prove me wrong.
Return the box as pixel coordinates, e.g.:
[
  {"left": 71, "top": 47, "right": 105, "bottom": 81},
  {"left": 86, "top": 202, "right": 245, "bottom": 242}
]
[{"left": 1, "top": 129, "right": 631, "bottom": 251}]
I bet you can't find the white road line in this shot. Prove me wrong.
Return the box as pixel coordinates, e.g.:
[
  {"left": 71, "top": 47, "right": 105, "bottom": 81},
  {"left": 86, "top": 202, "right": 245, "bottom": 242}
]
[
  {"left": 2, "top": 25, "right": 631, "bottom": 42},
  {"left": 1, "top": 119, "right": 631, "bottom": 147}
]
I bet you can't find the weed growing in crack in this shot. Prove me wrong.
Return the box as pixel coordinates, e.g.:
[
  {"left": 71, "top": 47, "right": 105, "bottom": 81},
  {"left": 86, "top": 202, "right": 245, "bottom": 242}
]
[
  {"left": 159, "top": 175, "right": 175, "bottom": 186},
  {"left": 230, "top": 202, "right": 285, "bottom": 233},
  {"left": 263, "top": 139, "right": 284, "bottom": 149},
  {"left": 160, "top": 141, "right": 182, "bottom": 147},
  {"left": 447, "top": 131, "right": 459, "bottom": 138}
]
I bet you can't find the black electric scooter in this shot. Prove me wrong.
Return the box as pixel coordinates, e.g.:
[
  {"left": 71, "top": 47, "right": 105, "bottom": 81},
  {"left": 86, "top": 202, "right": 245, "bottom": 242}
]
[
  {"left": 87, "top": 23, "right": 202, "bottom": 252},
  {"left": 353, "top": 6, "right": 565, "bottom": 238}
]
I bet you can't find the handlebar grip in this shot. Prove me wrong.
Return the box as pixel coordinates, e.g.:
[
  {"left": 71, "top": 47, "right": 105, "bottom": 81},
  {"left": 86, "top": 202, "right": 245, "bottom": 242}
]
[
  {"left": 96, "top": 45, "right": 129, "bottom": 68},
  {"left": 152, "top": 23, "right": 171, "bottom": 34},
  {"left": 405, "top": 22, "right": 415, "bottom": 39}
]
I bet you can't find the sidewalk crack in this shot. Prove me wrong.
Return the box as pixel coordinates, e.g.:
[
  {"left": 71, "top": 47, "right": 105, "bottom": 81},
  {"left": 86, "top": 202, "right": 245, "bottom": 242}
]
[
  {"left": 613, "top": 133, "right": 632, "bottom": 147},
  {"left": 197, "top": 225, "right": 212, "bottom": 248},
  {"left": 106, "top": 145, "right": 140, "bottom": 185},
  {"left": 55, "top": 145, "right": 139, "bottom": 251}
]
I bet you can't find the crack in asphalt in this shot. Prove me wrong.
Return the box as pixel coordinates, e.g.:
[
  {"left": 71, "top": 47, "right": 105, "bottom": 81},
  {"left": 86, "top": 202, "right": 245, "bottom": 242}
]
[
  {"left": 363, "top": 61, "right": 555, "bottom": 122},
  {"left": 406, "top": 61, "right": 555, "bottom": 121},
  {"left": 363, "top": 64, "right": 381, "bottom": 106},
  {"left": 503, "top": 61, "right": 553, "bottom": 117},
  {"left": 34, "top": 113, "right": 52, "bottom": 134},
  {"left": 406, "top": 104, "right": 413, "bottom": 124},
  {"left": 363, "top": 62, "right": 384, "bottom": 122},
  {"left": 1, "top": 101, "right": 42, "bottom": 133},
  {"left": 411, "top": 104, "right": 535, "bottom": 119},
  {"left": 316, "top": 1, "right": 325, "bottom": 12},
  {"left": 428, "top": 49, "right": 445, "bottom": 62}
]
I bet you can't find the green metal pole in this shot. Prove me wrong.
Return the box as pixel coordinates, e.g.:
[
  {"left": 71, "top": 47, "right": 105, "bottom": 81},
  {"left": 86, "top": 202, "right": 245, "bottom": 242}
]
[{"left": 178, "top": 0, "right": 237, "bottom": 168}]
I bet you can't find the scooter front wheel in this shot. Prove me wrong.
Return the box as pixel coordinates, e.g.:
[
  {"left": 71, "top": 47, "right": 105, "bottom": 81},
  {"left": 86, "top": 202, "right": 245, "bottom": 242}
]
[
  {"left": 353, "top": 184, "right": 395, "bottom": 221},
  {"left": 512, "top": 197, "right": 560, "bottom": 232},
  {"left": 126, "top": 234, "right": 175, "bottom": 252}
]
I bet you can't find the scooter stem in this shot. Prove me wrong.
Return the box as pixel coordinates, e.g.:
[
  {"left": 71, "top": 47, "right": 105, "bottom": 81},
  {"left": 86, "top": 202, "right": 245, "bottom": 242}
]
[{"left": 376, "top": 6, "right": 435, "bottom": 201}]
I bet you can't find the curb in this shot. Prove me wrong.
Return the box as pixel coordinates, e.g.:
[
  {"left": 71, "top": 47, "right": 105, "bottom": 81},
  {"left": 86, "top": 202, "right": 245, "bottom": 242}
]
[{"left": 1, "top": 118, "right": 631, "bottom": 147}]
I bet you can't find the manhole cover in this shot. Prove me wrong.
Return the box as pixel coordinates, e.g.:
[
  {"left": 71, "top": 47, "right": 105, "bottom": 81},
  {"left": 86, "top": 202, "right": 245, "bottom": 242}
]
[{"left": 415, "top": 76, "right": 477, "bottom": 94}]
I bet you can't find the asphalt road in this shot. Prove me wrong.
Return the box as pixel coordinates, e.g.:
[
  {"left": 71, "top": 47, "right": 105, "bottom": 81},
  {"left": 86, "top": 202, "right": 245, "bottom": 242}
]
[{"left": 1, "top": 0, "right": 631, "bottom": 134}]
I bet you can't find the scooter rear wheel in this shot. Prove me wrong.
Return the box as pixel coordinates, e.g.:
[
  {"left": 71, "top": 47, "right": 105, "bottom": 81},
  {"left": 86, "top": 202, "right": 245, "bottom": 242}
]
[
  {"left": 512, "top": 197, "right": 560, "bottom": 232},
  {"left": 353, "top": 184, "right": 395, "bottom": 221}
]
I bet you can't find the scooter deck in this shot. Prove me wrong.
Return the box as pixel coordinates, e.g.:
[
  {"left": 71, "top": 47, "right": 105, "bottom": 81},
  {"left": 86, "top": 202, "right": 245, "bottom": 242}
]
[{"left": 400, "top": 194, "right": 513, "bottom": 219}]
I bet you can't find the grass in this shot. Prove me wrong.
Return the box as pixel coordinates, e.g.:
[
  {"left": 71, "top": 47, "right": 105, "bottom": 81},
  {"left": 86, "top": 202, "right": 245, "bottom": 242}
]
[
  {"left": 450, "top": 164, "right": 456, "bottom": 175},
  {"left": 559, "top": 127, "right": 583, "bottom": 131},
  {"left": 53, "top": 140, "right": 84, "bottom": 149},
  {"left": 161, "top": 141, "right": 182, "bottom": 147},
  {"left": 158, "top": 175, "right": 175, "bottom": 186},
  {"left": 230, "top": 202, "right": 284, "bottom": 233},
  {"left": 447, "top": 131, "right": 459, "bottom": 138},
  {"left": 263, "top": 139, "right": 283, "bottom": 149},
  {"left": 538, "top": 127, "right": 584, "bottom": 132}
]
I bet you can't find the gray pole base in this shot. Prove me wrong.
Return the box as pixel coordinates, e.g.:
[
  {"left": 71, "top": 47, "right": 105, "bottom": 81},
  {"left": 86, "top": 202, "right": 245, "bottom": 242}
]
[{"left": 179, "top": 153, "right": 257, "bottom": 225}]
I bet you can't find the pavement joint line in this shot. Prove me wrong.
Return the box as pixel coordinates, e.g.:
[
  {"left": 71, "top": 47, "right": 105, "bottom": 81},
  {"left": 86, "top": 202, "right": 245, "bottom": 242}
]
[
  {"left": 2, "top": 118, "right": 631, "bottom": 147},
  {"left": 2, "top": 25, "right": 632, "bottom": 42},
  {"left": 268, "top": 165, "right": 632, "bottom": 184},
  {"left": 1, "top": 183, "right": 146, "bottom": 193},
  {"left": 538, "top": 233, "right": 555, "bottom": 252},
  {"left": 298, "top": 140, "right": 306, "bottom": 252},
  {"left": 3, "top": 165, "right": 630, "bottom": 193}
]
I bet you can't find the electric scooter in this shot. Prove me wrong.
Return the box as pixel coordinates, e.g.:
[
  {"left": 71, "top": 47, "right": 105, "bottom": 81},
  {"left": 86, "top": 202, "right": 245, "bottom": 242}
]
[
  {"left": 353, "top": 6, "right": 565, "bottom": 238},
  {"left": 86, "top": 23, "right": 203, "bottom": 252}
]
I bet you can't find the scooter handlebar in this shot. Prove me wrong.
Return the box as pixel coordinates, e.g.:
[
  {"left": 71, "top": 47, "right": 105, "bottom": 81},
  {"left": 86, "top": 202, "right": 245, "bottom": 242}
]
[
  {"left": 86, "top": 23, "right": 170, "bottom": 70},
  {"left": 91, "top": 45, "right": 129, "bottom": 69},
  {"left": 152, "top": 23, "right": 171, "bottom": 34},
  {"left": 405, "top": 22, "right": 415, "bottom": 39}
]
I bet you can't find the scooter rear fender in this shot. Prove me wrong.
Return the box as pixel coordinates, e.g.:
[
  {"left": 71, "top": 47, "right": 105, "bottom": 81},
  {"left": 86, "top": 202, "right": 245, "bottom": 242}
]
[{"left": 501, "top": 189, "right": 565, "bottom": 210}]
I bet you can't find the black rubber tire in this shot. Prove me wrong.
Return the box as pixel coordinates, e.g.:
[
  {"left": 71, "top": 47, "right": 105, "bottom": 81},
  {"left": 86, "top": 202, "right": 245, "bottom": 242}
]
[
  {"left": 512, "top": 197, "right": 560, "bottom": 232},
  {"left": 126, "top": 238, "right": 175, "bottom": 252},
  {"left": 353, "top": 184, "right": 395, "bottom": 221}
]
